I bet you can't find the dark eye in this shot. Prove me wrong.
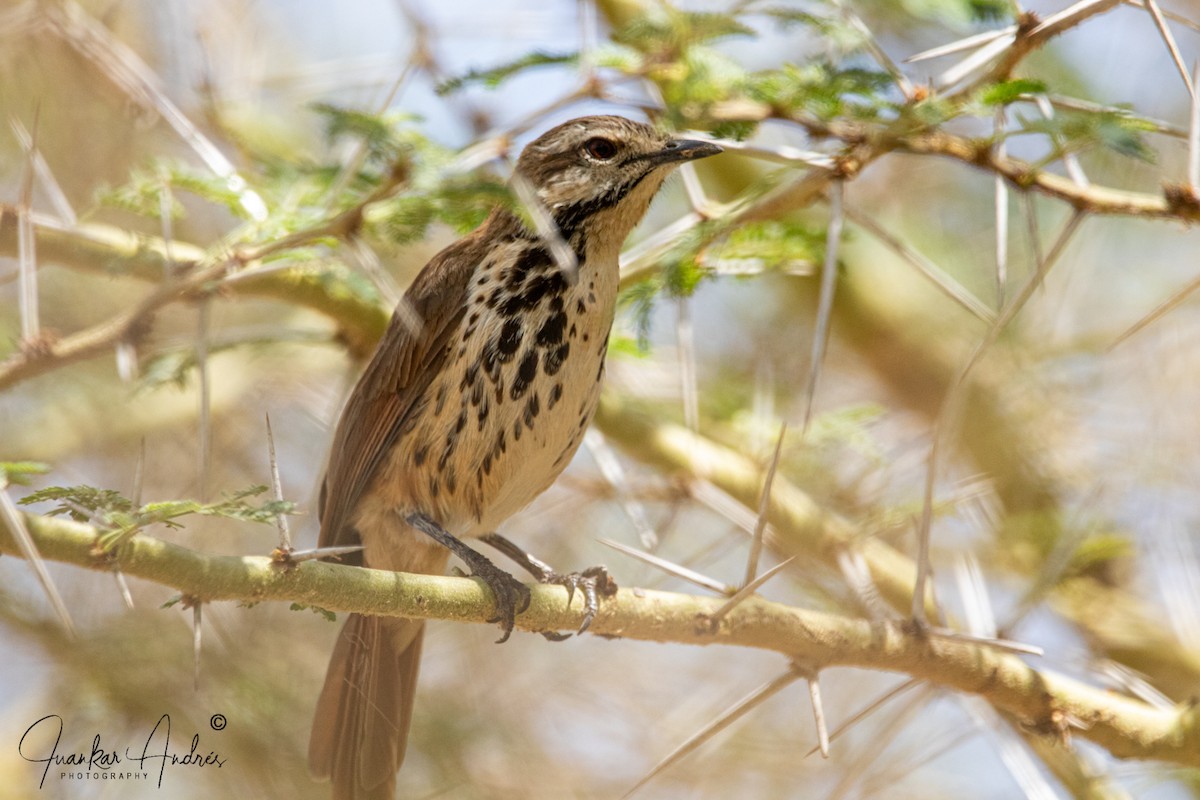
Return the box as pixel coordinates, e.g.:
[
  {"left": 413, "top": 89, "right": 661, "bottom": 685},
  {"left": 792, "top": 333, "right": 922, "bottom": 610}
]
[{"left": 583, "top": 137, "right": 618, "bottom": 161}]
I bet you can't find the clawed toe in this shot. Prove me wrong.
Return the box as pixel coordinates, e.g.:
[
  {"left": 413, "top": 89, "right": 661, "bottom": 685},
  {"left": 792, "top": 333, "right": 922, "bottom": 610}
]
[
  {"left": 406, "top": 513, "right": 530, "bottom": 641},
  {"left": 477, "top": 565, "right": 531, "bottom": 643},
  {"left": 545, "top": 565, "right": 617, "bottom": 635},
  {"left": 476, "top": 534, "right": 618, "bottom": 638}
]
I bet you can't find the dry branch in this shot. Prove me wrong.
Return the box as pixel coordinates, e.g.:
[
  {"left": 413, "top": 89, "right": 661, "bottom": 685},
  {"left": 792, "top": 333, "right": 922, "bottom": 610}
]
[{"left": 0, "top": 509, "right": 1195, "bottom": 769}]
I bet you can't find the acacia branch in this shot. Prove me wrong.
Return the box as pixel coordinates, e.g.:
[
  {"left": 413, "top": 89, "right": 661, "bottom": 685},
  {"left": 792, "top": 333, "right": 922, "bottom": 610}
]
[
  {"left": 0, "top": 203, "right": 395, "bottom": 386},
  {"left": 0, "top": 510, "right": 1195, "bottom": 768}
]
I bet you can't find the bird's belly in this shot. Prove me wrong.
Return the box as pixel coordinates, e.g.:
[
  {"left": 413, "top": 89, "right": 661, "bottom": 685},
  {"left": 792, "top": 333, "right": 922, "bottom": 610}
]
[{"left": 386, "top": 255, "right": 617, "bottom": 537}]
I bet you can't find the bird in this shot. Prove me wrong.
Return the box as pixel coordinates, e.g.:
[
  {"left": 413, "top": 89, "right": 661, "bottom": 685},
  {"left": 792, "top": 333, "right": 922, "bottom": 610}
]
[{"left": 308, "top": 115, "right": 721, "bottom": 800}]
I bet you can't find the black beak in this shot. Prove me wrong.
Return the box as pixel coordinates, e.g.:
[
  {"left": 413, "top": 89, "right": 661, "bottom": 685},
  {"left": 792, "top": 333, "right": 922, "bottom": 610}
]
[{"left": 648, "top": 138, "right": 723, "bottom": 166}]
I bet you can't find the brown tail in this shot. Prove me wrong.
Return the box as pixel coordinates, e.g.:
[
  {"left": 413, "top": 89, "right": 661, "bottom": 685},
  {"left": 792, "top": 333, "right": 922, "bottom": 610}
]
[{"left": 309, "top": 613, "right": 425, "bottom": 800}]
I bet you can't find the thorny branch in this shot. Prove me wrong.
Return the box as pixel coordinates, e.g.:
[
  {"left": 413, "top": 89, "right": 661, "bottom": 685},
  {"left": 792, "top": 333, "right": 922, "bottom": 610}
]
[{"left": 1, "top": 510, "right": 1196, "bottom": 770}]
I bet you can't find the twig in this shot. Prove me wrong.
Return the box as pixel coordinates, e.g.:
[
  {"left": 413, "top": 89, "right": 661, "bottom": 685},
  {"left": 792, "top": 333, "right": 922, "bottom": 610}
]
[
  {"left": 708, "top": 557, "right": 795, "bottom": 626},
  {"left": 994, "top": 107, "right": 1009, "bottom": 307},
  {"left": 676, "top": 297, "right": 699, "bottom": 433},
  {"left": 621, "top": 667, "right": 804, "bottom": 798},
  {"left": 1143, "top": 0, "right": 1195, "bottom": 98},
  {"left": 803, "top": 180, "right": 843, "bottom": 432},
  {"left": 585, "top": 430, "right": 659, "bottom": 550},
  {"left": 195, "top": 300, "right": 212, "bottom": 501},
  {"left": 743, "top": 423, "right": 786, "bottom": 588},
  {"left": 43, "top": 1, "right": 268, "bottom": 220},
  {"left": 1191, "top": 62, "right": 1200, "bottom": 191},
  {"left": 9, "top": 117, "right": 75, "bottom": 225},
  {"left": 913, "top": 211, "right": 1086, "bottom": 625},
  {"left": 265, "top": 413, "right": 291, "bottom": 552},
  {"left": 598, "top": 537, "right": 732, "bottom": 595},
  {"left": 807, "top": 673, "right": 831, "bottom": 758},
  {"left": 16, "top": 110, "right": 39, "bottom": 342},
  {"left": 0, "top": 485, "right": 76, "bottom": 636},
  {"left": 842, "top": 205, "right": 995, "bottom": 323}
]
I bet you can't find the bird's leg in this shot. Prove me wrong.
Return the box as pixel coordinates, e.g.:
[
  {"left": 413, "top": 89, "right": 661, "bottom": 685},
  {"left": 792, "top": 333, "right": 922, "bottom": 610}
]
[
  {"left": 405, "top": 513, "right": 530, "bottom": 643},
  {"left": 479, "top": 532, "right": 617, "bottom": 635}
]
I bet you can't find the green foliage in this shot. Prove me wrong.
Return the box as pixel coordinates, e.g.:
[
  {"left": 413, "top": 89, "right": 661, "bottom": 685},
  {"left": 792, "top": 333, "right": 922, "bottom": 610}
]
[
  {"left": 805, "top": 403, "right": 887, "bottom": 463},
  {"left": 312, "top": 103, "right": 420, "bottom": 167},
  {"left": 978, "top": 78, "right": 1048, "bottom": 107},
  {"left": 18, "top": 484, "right": 295, "bottom": 550},
  {"left": 95, "top": 163, "right": 186, "bottom": 220},
  {"left": 1019, "top": 107, "right": 1156, "bottom": 162},
  {"left": 0, "top": 461, "right": 51, "bottom": 487},
  {"left": 965, "top": 0, "right": 1012, "bottom": 21},
  {"left": 756, "top": 7, "right": 865, "bottom": 52},
  {"left": 437, "top": 51, "right": 578, "bottom": 95},
  {"left": 96, "top": 160, "right": 255, "bottom": 221},
  {"left": 659, "top": 46, "right": 749, "bottom": 126},
  {"left": 1069, "top": 531, "right": 1134, "bottom": 577},
  {"left": 587, "top": 43, "right": 645, "bottom": 73},
  {"left": 620, "top": 279, "right": 661, "bottom": 351},
  {"left": 607, "top": 333, "right": 652, "bottom": 359},
  {"left": 614, "top": 9, "right": 754, "bottom": 55},
  {"left": 892, "top": 0, "right": 1013, "bottom": 25},
  {"left": 373, "top": 175, "right": 510, "bottom": 243},
  {"left": 20, "top": 484, "right": 133, "bottom": 520},
  {"left": 290, "top": 602, "right": 337, "bottom": 622},
  {"left": 748, "top": 62, "right": 892, "bottom": 121},
  {"left": 709, "top": 220, "right": 824, "bottom": 273},
  {"left": 709, "top": 119, "right": 759, "bottom": 141}
]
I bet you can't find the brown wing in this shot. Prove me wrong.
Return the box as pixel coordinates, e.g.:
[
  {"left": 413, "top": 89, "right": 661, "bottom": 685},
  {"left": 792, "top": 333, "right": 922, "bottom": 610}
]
[{"left": 317, "top": 224, "right": 494, "bottom": 558}]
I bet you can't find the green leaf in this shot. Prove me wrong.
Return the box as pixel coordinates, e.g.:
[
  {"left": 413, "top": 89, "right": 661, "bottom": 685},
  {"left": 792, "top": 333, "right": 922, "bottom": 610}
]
[
  {"left": 373, "top": 175, "right": 511, "bottom": 244},
  {"left": 195, "top": 485, "right": 298, "bottom": 526},
  {"left": 748, "top": 62, "right": 891, "bottom": 121},
  {"left": 311, "top": 103, "right": 420, "bottom": 167},
  {"left": 19, "top": 485, "right": 133, "bottom": 521},
  {"left": 0, "top": 461, "right": 51, "bottom": 487},
  {"left": 619, "top": 278, "right": 662, "bottom": 351},
  {"left": 979, "top": 78, "right": 1047, "bottom": 107},
  {"left": 95, "top": 164, "right": 186, "bottom": 221},
  {"left": 291, "top": 603, "right": 337, "bottom": 622},
  {"left": 1070, "top": 531, "right": 1134, "bottom": 575},
  {"left": 586, "top": 43, "right": 645, "bottom": 73},
  {"left": 756, "top": 7, "right": 863, "bottom": 52},
  {"left": 681, "top": 11, "right": 755, "bottom": 44},
  {"left": 607, "top": 333, "right": 652, "bottom": 359},
  {"left": 967, "top": 0, "right": 1012, "bottom": 22},
  {"left": 709, "top": 220, "right": 823, "bottom": 273},
  {"left": 436, "top": 51, "right": 578, "bottom": 95},
  {"left": 709, "top": 119, "right": 759, "bottom": 141},
  {"left": 1019, "top": 107, "right": 1157, "bottom": 162},
  {"left": 96, "top": 159, "right": 263, "bottom": 221}
]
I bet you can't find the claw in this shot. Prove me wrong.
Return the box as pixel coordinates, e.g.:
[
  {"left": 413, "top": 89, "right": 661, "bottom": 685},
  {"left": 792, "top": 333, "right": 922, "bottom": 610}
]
[
  {"left": 536, "top": 565, "right": 614, "bottom": 635},
  {"left": 475, "top": 533, "right": 618, "bottom": 639},
  {"left": 406, "top": 513, "right": 530, "bottom": 641},
  {"left": 479, "top": 571, "right": 531, "bottom": 642}
]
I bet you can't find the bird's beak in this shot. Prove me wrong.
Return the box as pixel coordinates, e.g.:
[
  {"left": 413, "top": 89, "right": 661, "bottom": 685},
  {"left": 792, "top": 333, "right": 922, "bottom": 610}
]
[{"left": 649, "top": 138, "right": 723, "bottom": 166}]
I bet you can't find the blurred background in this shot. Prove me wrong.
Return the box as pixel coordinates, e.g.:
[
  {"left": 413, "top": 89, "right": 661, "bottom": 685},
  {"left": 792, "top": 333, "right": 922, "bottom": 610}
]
[{"left": 2, "top": 0, "right": 1200, "bottom": 797}]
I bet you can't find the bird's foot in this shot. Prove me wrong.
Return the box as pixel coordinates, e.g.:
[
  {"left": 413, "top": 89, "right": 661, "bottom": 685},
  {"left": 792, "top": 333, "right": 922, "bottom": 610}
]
[
  {"left": 463, "top": 552, "right": 532, "bottom": 643},
  {"left": 479, "top": 533, "right": 618, "bottom": 635},
  {"left": 407, "top": 513, "right": 530, "bottom": 643},
  {"left": 540, "top": 565, "right": 617, "bottom": 634}
]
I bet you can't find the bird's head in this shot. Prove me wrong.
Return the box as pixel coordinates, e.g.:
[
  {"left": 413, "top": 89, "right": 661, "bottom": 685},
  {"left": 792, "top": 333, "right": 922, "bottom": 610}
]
[{"left": 514, "top": 115, "right": 722, "bottom": 249}]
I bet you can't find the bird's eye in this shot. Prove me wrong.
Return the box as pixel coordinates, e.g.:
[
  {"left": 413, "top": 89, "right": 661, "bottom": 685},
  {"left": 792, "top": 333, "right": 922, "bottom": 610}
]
[{"left": 583, "top": 137, "right": 618, "bottom": 161}]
